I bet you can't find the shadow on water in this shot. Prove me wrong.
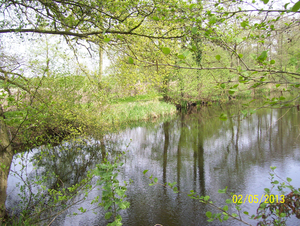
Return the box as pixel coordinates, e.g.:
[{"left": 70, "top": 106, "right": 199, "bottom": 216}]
[{"left": 2, "top": 103, "right": 300, "bottom": 225}]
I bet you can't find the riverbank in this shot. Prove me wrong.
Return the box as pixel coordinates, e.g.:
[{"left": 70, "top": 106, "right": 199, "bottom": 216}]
[{"left": 4, "top": 94, "right": 176, "bottom": 151}]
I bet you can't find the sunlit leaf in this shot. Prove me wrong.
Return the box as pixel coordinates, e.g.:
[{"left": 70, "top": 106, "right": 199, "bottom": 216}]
[
  {"left": 218, "top": 188, "right": 226, "bottom": 193},
  {"left": 152, "top": 16, "right": 159, "bottom": 21},
  {"left": 162, "top": 47, "right": 170, "bottom": 55},
  {"left": 191, "top": 27, "right": 197, "bottom": 34},
  {"left": 226, "top": 199, "right": 233, "bottom": 204},
  {"left": 209, "top": 15, "right": 217, "bottom": 24},
  {"left": 291, "top": 1, "right": 300, "bottom": 12},
  {"left": 128, "top": 57, "right": 134, "bottom": 64},
  {"left": 229, "top": 89, "right": 237, "bottom": 95},
  {"left": 278, "top": 212, "right": 286, "bottom": 218},
  {"left": 257, "top": 51, "right": 268, "bottom": 62},
  {"left": 232, "top": 213, "right": 238, "bottom": 217},
  {"left": 219, "top": 113, "right": 227, "bottom": 121},
  {"left": 206, "top": 211, "right": 212, "bottom": 218},
  {"left": 215, "top": 55, "right": 221, "bottom": 61},
  {"left": 241, "top": 20, "right": 249, "bottom": 28}
]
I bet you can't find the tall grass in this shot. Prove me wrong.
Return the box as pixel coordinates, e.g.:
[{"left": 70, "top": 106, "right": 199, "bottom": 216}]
[{"left": 103, "top": 100, "right": 176, "bottom": 125}]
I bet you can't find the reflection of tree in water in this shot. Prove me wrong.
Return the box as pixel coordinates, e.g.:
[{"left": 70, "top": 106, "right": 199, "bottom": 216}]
[
  {"left": 5, "top": 136, "right": 124, "bottom": 224},
  {"left": 4, "top": 106, "right": 299, "bottom": 226},
  {"left": 31, "top": 140, "right": 104, "bottom": 190},
  {"left": 162, "top": 122, "right": 169, "bottom": 187}
]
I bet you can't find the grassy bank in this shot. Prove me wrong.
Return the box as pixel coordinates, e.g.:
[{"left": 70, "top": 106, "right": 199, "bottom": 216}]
[{"left": 102, "top": 99, "right": 176, "bottom": 126}]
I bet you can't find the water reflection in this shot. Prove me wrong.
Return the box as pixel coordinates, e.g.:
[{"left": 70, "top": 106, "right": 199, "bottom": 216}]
[{"left": 4, "top": 106, "right": 300, "bottom": 225}]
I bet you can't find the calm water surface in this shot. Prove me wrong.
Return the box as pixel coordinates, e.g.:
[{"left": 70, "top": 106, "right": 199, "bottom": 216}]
[{"left": 5, "top": 105, "right": 300, "bottom": 225}]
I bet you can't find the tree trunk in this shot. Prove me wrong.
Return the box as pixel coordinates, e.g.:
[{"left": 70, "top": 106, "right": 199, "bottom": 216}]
[
  {"left": 0, "top": 106, "right": 13, "bottom": 220},
  {"left": 99, "top": 44, "right": 103, "bottom": 80}
]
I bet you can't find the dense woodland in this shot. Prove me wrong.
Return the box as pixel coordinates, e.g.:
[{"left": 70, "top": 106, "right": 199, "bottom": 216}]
[{"left": 1, "top": 0, "right": 300, "bottom": 225}]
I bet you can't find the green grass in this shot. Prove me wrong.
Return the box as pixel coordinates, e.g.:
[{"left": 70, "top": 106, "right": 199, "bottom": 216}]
[
  {"left": 103, "top": 100, "right": 176, "bottom": 125},
  {"left": 110, "top": 94, "right": 162, "bottom": 104}
]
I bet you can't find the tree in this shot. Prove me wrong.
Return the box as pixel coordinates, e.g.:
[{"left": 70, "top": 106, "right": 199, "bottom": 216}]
[{"left": 1, "top": 0, "right": 300, "bottom": 223}]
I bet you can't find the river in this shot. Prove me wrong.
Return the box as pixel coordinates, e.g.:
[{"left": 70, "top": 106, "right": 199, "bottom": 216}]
[{"left": 4, "top": 104, "right": 300, "bottom": 225}]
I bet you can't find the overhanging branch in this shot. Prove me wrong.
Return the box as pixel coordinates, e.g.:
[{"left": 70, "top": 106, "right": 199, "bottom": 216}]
[{"left": 0, "top": 28, "right": 184, "bottom": 39}]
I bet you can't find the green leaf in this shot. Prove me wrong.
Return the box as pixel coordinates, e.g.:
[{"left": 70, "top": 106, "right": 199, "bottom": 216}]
[
  {"left": 264, "top": 188, "right": 270, "bottom": 193},
  {"left": 291, "top": 1, "right": 300, "bottom": 12},
  {"left": 219, "top": 113, "right": 227, "bottom": 121},
  {"left": 173, "top": 187, "right": 178, "bottom": 193},
  {"left": 229, "top": 89, "right": 237, "bottom": 95},
  {"left": 182, "top": 50, "right": 190, "bottom": 57},
  {"left": 203, "top": 196, "right": 210, "bottom": 201},
  {"left": 270, "top": 166, "right": 277, "bottom": 170},
  {"left": 280, "top": 213, "right": 286, "bottom": 217},
  {"left": 218, "top": 188, "right": 226, "bottom": 194},
  {"left": 128, "top": 57, "right": 134, "bottom": 64},
  {"left": 226, "top": 199, "right": 233, "bottom": 204},
  {"left": 234, "top": 38, "right": 243, "bottom": 44},
  {"left": 215, "top": 55, "right": 221, "bottom": 61},
  {"left": 262, "top": 0, "right": 269, "bottom": 4},
  {"left": 220, "top": 83, "right": 225, "bottom": 89},
  {"left": 191, "top": 27, "right": 197, "bottom": 34},
  {"left": 143, "top": 170, "right": 148, "bottom": 175},
  {"left": 104, "top": 38, "right": 111, "bottom": 43},
  {"left": 206, "top": 211, "right": 212, "bottom": 218},
  {"left": 209, "top": 16, "right": 217, "bottom": 25},
  {"left": 284, "top": 3, "right": 290, "bottom": 9},
  {"left": 287, "top": 177, "right": 292, "bottom": 182},
  {"left": 241, "top": 110, "right": 248, "bottom": 116},
  {"left": 232, "top": 213, "right": 238, "bottom": 217},
  {"left": 257, "top": 51, "right": 268, "bottom": 62},
  {"left": 152, "top": 16, "right": 159, "bottom": 21},
  {"left": 241, "top": 20, "right": 249, "bottom": 28},
  {"left": 276, "top": 84, "right": 281, "bottom": 88},
  {"left": 237, "top": 65, "right": 242, "bottom": 72},
  {"left": 270, "top": 59, "right": 275, "bottom": 64},
  {"left": 223, "top": 205, "right": 228, "bottom": 211},
  {"left": 162, "top": 47, "right": 171, "bottom": 55},
  {"left": 243, "top": 211, "right": 249, "bottom": 215},
  {"left": 223, "top": 215, "right": 229, "bottom": 221},
  {"left": 238, "top": 54, "right": 243, "bottom": 58},
  {"left": 105, "top": 212, "right": 112, "bottom": 220}
]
